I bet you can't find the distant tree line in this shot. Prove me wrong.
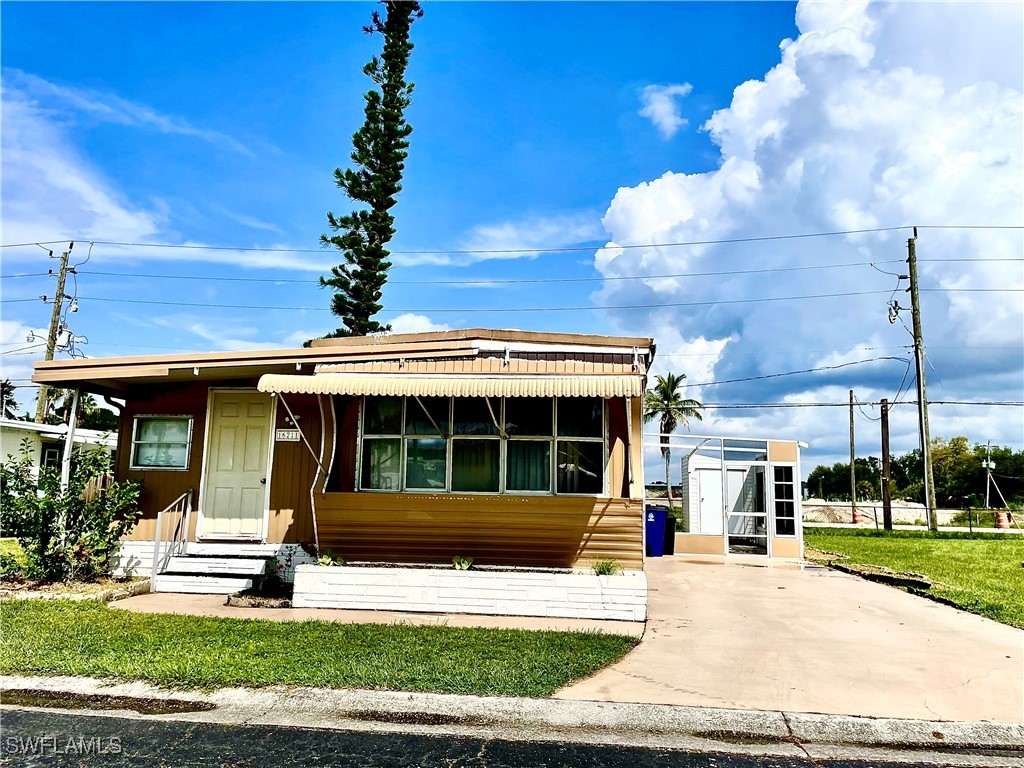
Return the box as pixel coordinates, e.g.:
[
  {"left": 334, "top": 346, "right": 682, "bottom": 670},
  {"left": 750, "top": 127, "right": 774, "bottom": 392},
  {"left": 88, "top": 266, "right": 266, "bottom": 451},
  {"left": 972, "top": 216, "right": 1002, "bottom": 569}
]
[{"left": 808, "top": 437, "right": 1024, "bottom": 509}]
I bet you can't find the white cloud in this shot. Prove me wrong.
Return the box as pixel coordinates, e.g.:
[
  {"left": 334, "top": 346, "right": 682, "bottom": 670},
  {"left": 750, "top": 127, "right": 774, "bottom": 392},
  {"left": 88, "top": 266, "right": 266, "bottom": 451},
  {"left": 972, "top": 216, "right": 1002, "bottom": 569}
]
[
  {"left": 1, "top": 75, "right": 309, "bottom": 272},
  {"left": 638, "top": 83, "right": 694, "bottom": 139},
  {"left": 151, "top": 316, "right": 279, "bottom": 352},
  {"left": 387, "top": 314, "right": 451, "bottom": 335},
  {"left": 5, "top": 69, "right": 255, "bottom": 156},
  {"left": 395, "top": 212, "right": 603, "bottom": 267},
  {"left": 596, "top": 1, "right": 1023, "bottom": 471},
  {"left": 1, "top": 87, "right": 165, "bottom": 246}
]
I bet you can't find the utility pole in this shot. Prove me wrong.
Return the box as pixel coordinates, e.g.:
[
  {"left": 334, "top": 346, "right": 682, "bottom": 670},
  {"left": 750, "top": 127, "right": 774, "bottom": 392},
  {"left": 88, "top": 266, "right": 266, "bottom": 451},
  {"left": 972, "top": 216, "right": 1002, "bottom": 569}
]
[
  {"left": 983, "top": 441, "right": 994, "bottom": 509},
  {"left": 849, "top": 389, "right": 857, "bottom": 520},
  {"left": 907, "top": 230, "right": 938, "bottom": 530},
  {"left": 34, "top": 243, "right": 73, "bottom": 424},
  {"left": 880, "top": 398, "right": 893, "bottom": 530}
]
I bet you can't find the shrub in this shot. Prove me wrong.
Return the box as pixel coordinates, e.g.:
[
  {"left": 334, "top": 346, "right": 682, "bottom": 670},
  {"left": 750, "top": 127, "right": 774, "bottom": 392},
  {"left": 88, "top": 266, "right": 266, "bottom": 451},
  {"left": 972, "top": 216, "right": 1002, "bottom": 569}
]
[
  {"left": 949, "top": 510, "right": 999, "bottom": 528},
  {"left": 0, "top": 440, "right": 142, "bottom": 582},
  {"left": 591, "top": 559, "right": 623, "bottom": 576},
  {"left": 452, "top": 555, "right": 473, "bottom": 570},
  {"left": 317, "top": 549, "right": 345, "bottom": 567}
]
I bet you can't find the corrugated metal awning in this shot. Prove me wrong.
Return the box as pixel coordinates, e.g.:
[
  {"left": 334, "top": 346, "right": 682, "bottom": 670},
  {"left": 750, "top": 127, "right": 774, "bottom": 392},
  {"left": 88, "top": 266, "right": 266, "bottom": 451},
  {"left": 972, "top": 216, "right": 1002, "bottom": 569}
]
[{"left": 257, "top": 373, "right": 644, "bottom": 398}]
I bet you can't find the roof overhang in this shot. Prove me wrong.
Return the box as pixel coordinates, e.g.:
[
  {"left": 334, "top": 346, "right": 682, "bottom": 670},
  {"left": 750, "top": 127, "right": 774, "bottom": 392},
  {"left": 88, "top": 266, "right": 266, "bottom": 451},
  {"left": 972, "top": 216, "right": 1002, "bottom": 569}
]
[
  {"left": 32, "top": 328, "right": 655, "bottom": 397},
  {"left": 258, "top": 373, "right": 645, "bottom": 398}
]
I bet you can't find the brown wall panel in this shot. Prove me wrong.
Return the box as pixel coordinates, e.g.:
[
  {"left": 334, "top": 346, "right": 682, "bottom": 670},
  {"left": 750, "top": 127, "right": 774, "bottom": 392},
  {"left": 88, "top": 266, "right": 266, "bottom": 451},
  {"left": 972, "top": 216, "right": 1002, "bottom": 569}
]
[
  {"left": 314, "top": 492, "right": 643, "bottom": 570},
  {"left": 118, "top": 383, "right": 212, "bottom": 541},
  {"left": 266, "top": 393, "right": 334, "bottom": 545}
]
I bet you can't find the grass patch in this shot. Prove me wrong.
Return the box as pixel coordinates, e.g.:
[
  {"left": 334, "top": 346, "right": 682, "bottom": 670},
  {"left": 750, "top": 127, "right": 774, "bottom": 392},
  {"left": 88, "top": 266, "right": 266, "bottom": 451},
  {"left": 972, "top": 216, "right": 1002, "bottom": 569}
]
[
  {"left": 0, "top": 600, "right": 637, "bottom": 697},
  {"left": 0, "top": 537, "right": 27, "bottom": 576},
  {"left": 804, "top": 528, "right": 1024, "bottom": 628}
]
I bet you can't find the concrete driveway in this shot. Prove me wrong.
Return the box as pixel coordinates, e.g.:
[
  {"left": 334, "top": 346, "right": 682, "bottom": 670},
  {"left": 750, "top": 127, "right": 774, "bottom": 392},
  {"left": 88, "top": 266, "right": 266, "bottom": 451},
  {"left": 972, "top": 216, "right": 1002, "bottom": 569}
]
[{"left": 556, "top": 556, "right": 1024, "bottom": 723}]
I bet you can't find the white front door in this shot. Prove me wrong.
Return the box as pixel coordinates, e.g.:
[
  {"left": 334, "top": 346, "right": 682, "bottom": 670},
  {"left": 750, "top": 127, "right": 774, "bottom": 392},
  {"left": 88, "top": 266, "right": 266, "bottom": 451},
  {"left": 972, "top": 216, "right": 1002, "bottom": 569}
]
[
  {"left": 696, "top": 468, "right": 724, "bottom": 535},
  {"left": 199, "top": 391, "right": 273, "bottom": 539}
]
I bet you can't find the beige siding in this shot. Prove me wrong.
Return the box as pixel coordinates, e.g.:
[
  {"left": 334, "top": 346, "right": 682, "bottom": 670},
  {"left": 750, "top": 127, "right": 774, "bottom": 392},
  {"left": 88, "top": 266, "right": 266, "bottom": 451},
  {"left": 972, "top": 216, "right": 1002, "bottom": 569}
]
[
  {"left": 675, "top": 534, "right": 726, "bottom": 555},
  {"left": 771, "top": 537, "right": 802, "bottom": 558},
  {"left": 315, "top": 492, "right": 643, "bottom": 571},
  {"left": 768, "top": 441, "right": 799, "bottom": 463}
]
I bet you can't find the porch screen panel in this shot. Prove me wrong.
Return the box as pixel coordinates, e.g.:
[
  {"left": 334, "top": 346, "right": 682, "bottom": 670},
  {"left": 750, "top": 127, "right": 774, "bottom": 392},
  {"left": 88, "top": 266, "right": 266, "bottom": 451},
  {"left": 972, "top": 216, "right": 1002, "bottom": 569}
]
[
  {"left": 452, "top": 440, "right": 499, "bottom": 492},
  {"left": 406, "top": 438, "right": 446, "bottom": 490},
  {"left": 557, "top": 440, "right": 603, "bottom": 494},
  {"left": 356, "top": 394, "right": 609, "bottom": 497},
  {"left": 504, "top": 397, "right": 553, "bottom": 436},
  {"left": 361, "top": 396, "right": 403, "bottom": 490},
  {"left": 361, "top": 439, "right": 401, "bottom": 490},
  {"left": 506, "top": 440, "right": 551, "bottom": 492}
]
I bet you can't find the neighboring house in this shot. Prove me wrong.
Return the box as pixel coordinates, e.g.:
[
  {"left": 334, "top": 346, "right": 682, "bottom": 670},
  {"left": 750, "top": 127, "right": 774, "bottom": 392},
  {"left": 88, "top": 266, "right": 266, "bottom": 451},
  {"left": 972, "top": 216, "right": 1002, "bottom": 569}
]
[
  {"left": 0, "top": 418, "right": 116, "bottom": 478},
  {"left": 33, "top": 329, "right": 654, "bottom": 615}
]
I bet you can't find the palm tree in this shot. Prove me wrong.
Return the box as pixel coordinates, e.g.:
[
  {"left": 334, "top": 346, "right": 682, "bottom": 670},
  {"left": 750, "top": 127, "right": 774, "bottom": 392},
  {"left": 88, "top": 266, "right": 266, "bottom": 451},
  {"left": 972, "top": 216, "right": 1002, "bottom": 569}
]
[
  {"left": 643, "top": 373, "right": 703, "bottom": 510},
  {"left": 1, "top": 379, "right": 19, "bottom": 420}
]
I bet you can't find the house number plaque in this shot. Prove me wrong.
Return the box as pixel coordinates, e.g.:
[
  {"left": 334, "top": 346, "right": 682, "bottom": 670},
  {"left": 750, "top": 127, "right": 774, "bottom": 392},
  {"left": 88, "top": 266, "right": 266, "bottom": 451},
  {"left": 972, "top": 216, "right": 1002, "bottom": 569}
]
[{"left": 275, "top": 429, "right": 301, "bottom": 442}]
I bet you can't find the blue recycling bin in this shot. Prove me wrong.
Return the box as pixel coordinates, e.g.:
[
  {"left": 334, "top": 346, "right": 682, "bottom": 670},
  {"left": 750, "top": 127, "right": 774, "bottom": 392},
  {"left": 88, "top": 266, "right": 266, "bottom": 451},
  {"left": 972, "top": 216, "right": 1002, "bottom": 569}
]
[{"left": 645, "top": 505, "right": 669, "bottom": 557}]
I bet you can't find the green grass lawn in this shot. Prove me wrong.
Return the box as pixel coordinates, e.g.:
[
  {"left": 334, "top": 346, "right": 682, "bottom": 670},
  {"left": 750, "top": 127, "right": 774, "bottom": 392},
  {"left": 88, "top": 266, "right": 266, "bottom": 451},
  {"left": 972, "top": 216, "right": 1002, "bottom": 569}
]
[
  {"left": 0, "top": 600, "right": 636, "bottom": 697},
  {"left": 804, "top": 528, "right": 1024, "bottom": 628}
]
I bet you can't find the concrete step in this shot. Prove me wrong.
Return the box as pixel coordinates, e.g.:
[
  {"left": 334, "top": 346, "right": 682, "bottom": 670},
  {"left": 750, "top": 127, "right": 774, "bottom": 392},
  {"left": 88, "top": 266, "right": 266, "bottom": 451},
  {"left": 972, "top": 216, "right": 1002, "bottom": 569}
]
[
  {"left": 166, "top": 556, "right": 269, "bottom": 576},
  {"left": 186, "top": 543, "right": 280, "bottom": 557},
  {"left": 152, "top": 573, "right": 255, "bottom": 594}
]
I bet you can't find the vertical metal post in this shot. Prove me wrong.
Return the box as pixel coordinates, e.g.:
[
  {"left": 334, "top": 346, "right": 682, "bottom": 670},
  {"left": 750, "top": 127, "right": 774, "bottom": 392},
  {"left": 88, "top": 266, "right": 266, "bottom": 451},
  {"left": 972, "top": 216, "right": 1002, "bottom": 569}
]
[
  {"left": 720, "top": 437, "right": 727, "bottom": 555},
  {"left": 984, "top": 441, "right": 992, "bottom": 510},
  {"left": 59, "top": 387, "right": 80, "bottom": 491},
  {"left": 849, "top": 389, "right": 857, "bottom": 520},
  {"left": 881, "top": 398, "right": 892, "bottom": 530}
]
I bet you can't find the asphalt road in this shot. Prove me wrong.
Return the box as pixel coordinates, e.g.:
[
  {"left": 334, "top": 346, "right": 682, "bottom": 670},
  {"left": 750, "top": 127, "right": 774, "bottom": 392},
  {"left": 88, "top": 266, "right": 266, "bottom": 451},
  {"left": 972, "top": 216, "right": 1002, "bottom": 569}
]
[{"left": 0, "top": 709, "right": 962, "bottom": 768}]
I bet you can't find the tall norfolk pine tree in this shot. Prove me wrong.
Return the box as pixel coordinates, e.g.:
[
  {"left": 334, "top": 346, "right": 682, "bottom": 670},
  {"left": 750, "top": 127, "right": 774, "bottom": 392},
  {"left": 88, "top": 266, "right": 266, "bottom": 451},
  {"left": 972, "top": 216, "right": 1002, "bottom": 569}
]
[{"left": 320, "top": 1, "right": 423, "bottom": 337}]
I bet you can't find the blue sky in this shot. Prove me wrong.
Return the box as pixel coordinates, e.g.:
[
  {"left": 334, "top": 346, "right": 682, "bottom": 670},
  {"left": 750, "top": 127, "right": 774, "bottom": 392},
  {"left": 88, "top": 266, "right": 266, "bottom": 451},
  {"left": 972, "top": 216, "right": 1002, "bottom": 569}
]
[{"left": 2, "top": 1, "right": 1022, "bottom": 478}]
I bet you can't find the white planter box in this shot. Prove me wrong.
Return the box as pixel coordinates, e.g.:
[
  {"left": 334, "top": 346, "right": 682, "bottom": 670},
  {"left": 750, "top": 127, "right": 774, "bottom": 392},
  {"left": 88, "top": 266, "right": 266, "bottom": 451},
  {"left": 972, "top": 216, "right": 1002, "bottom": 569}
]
[{"left": 292, "top": 564, "right": 647, "bottom": 621}]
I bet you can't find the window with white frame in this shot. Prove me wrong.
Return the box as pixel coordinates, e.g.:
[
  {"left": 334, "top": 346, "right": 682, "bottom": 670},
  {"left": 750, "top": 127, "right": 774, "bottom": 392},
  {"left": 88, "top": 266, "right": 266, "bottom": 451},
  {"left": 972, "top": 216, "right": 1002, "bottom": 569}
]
[
  {"left": 773, "top": 465, "right": 797, "bottom": 536},
  {"left": 358, "top": 395, "right": 606, "bottom": 495},
  {"left": 131, "top": 416, "right": 193, "bottom": 470}
]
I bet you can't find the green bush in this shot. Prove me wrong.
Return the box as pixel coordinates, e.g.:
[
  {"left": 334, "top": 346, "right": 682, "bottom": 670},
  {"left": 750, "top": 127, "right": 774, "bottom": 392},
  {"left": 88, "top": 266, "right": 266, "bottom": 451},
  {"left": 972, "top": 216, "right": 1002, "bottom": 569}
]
[
  {"left": 591, "top": 559, "right": 623, "bottom": 576},
  {"left": 949, "top": 510, "right": 999, "bottom": 528},
  {"left": 0, "top": 440, "right": 142, "bottom": 582}
]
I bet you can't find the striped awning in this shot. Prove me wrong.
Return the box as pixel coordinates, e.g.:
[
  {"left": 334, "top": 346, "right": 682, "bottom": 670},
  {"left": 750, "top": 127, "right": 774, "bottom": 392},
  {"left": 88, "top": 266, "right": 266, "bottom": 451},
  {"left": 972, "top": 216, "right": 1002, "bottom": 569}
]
[{"left": 257, "top": 373, "right": 644, "bottom": 398}]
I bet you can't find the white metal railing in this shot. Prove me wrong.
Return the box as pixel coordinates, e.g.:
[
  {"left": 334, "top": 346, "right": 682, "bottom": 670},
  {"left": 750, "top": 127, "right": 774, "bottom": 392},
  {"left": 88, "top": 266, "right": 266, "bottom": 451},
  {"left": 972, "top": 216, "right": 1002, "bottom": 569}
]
[{"left": 151, "top": 489, "right": 192, "bottom": 591}]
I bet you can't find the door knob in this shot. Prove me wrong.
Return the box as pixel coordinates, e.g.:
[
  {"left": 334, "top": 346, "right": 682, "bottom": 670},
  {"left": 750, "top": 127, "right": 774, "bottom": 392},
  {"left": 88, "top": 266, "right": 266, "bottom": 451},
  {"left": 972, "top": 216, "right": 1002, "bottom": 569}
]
[{"left": 260, "top": 478, "right": 267, "bottom": 485}]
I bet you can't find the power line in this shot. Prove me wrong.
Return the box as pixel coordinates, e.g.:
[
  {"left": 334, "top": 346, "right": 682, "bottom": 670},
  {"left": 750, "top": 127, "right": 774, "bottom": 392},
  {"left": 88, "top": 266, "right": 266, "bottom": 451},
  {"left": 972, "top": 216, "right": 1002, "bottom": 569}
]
[
  {"left": 73, "top": 259, "right": 908, "bottom": 285},
  {"left": 1, "top": 289, "right": 898, "bottom": 313},
  {"left": 688, "top": 357, "right": 910, "bottom": 388},
  {"left": 3, "top": 257, "right": 1020, "bottom": 284},
  {"left": 0, "top": 226, "right": 916, "bottom": 255},
  {"left": 703, "top": 400, "right": 1024, "bottom": 409},
  {"left": 5, "top": 225, "right": 1022, "bottom": 255}
]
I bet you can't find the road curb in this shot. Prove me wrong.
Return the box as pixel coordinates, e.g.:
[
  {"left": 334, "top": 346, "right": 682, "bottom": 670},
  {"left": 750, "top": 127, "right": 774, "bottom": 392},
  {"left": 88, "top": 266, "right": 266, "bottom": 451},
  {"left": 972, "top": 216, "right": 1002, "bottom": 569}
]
[{"left": 2, "top": 675, "right": 1022, "bottom": 765}]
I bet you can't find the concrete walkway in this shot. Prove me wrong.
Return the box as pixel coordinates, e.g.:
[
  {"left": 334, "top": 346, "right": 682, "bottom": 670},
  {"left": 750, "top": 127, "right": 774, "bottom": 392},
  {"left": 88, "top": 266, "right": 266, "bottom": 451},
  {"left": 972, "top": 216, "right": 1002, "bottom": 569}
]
[
  {"left": 110, "top": 592, "right": 645, "bottom": 637},
  {"left": 556, "top": 556, "right": 1024, "bottom": 723}
]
